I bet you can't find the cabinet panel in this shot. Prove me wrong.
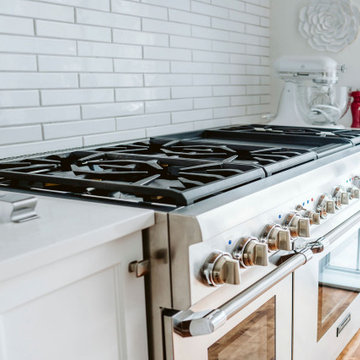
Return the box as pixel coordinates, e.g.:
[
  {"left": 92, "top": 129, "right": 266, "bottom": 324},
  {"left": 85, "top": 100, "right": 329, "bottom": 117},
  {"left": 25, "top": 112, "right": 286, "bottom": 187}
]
[{"left": 0, "top": 231, "right": 148, "bottom": 360}]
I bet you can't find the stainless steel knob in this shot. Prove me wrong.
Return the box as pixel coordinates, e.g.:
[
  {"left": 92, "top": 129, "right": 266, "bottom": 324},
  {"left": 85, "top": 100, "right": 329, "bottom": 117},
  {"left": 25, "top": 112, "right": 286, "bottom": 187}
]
[
  {"left": 295, "top": 205, "right": 321, "bottom": 225},
  {"left": 202, "top": 251, "right": 241, "bottom": 287},
  {"left": 333, "top": 186, "right": 349, "bottom": 207},
  {"left": 284, "top": 212, "right": 310, "bottom": 238},
  {"left": 316, "top": 194, "right": 335, "bottom": 218},
  {"left": 348, "top": 185, "right": 360, "bottom": 199},
  {"left": 233, "top": 237, "right": 268, "bottom": 268},
  {"left": 353, "top": 176, "right": 360, "bottom": 188},
  {"left": 261, "top": 224, "right": 291, "bottom": 251}
]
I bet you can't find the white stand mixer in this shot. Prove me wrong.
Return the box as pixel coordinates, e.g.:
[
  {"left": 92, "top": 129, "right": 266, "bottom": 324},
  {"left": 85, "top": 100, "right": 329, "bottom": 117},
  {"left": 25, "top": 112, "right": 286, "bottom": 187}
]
[{"left": 271, "top": 56, "right": 348, "bottom": 127}]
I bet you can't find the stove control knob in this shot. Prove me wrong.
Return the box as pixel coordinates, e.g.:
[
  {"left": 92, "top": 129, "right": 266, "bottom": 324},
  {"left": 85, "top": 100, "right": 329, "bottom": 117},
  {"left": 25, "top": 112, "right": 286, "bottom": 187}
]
[
  {"left": 284, "top": 213, "right": 310, "bottom": 238},
  {"left": 353, "top": 176, "right": 360, "bottom": 188},
  {"left": 295, "top": 205, "right": 321, "bottom": 225},
  {"left": 316, "top": 194, "right": 335, "bottom": 218},
  {"left": 348, "top": 185, "right": 360, "bottom": 199},
  {"left": 202, "top": 251, "right": 241, "bottom": 287},
  {"left": 333, "top": 186, "right": 349, "bottom": 207},
  {"left": 233, "top": 237, "right": 268, "bottom": 268},
  {"left": 261, "top": 224, "right": 291, "bottom": 251}
]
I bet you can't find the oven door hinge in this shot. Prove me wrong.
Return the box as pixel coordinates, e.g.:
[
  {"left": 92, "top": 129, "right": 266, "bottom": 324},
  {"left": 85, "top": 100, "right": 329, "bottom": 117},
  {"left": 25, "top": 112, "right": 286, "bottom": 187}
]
[{"left": 128, "top": 259, "right": 150, "bottom": 277}]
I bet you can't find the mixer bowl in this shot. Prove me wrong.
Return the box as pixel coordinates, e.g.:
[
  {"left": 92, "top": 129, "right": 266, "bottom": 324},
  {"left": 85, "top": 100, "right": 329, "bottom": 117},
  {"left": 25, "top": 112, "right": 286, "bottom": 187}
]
[{"left": 296, "top": 85, "right": 351, "bottom": 125}]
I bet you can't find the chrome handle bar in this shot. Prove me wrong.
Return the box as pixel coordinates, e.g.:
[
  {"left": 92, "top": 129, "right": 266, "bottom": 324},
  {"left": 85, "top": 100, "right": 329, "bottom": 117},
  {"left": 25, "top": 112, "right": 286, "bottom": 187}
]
[{"left": 174, "top": 248, "right": 313, "bottom": 337}]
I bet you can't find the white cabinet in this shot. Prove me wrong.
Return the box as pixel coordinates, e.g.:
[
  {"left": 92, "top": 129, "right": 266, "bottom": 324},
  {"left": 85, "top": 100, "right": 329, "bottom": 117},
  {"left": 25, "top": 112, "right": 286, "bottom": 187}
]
[{"left": 0, "top": 231, "right": 148, "bottom": 360}]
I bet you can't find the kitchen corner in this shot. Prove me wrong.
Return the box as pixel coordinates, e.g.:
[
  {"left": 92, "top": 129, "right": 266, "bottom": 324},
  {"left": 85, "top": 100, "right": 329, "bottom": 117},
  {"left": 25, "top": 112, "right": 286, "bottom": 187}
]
[
  {"left": 1, "top": 0, "right": 360, "bottom": 360},
  {"left": 0, "top": 190, "right": 154, "bottom": 360}
]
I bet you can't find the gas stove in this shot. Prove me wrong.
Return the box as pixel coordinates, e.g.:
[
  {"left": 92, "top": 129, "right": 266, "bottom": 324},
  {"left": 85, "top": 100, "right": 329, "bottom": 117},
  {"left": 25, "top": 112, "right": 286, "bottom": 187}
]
[
  {"left": 0, "top": 124, "right": 359, "bottom": 209},
  {"left": 2, "top": 124, "right": 360, "bottom": 360}
]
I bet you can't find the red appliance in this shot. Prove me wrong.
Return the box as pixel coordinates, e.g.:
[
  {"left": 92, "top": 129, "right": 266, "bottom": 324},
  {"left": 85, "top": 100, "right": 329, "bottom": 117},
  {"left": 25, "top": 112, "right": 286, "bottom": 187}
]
[{"left": 351, "top": 91, "right": 360, "bottom": 128}]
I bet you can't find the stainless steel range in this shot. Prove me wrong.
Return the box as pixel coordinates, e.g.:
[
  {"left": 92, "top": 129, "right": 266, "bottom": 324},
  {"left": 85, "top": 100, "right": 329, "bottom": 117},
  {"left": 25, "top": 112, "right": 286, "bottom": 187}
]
[{"left": 1, "top": 124, "right": 360, "bottom": 360}]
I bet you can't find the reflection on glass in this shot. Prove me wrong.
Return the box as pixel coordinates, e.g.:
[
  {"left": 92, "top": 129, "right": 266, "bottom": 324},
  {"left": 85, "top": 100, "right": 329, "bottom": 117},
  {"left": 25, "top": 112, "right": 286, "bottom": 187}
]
[
  {"left": 208, "top": 297, "right": 275, "bottom": 360},
  {"left": 318, "top": 233, "right": 360, "bottom": 341}
]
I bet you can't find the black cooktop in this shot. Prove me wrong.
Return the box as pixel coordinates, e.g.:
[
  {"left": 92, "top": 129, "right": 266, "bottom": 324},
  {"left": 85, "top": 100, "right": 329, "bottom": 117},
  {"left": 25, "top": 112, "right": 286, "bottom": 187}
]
[{"left": 1, "top": 124, "right": 360, "bottom": 208}]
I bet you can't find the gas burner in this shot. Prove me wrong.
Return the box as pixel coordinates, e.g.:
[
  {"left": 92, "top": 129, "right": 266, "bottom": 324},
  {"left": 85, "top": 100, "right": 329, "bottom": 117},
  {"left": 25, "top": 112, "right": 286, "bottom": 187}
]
[{"left": 1, "top": 124, "right": 360, "bottom": 207}]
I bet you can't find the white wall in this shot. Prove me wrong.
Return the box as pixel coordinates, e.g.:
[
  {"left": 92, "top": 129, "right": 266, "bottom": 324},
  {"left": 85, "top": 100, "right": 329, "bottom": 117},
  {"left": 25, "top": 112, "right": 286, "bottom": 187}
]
[
  {"left": 271, "top": 0, "right": 360, "bottom": 126},
  {"left": 0, "top": 0, "right": 271, "bottom": 159}
]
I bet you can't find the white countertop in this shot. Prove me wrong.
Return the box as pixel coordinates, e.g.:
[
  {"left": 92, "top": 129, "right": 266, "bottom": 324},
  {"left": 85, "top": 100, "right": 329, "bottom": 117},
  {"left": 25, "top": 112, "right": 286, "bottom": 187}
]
[{"left": 0, "top": 190, "right": 154, "bottom": 283}]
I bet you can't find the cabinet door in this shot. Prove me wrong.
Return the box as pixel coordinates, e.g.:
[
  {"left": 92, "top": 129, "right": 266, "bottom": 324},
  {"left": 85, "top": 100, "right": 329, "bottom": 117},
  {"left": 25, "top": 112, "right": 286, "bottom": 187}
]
[{"left": 0, "top": 232, "right": 148, "bottom": 360}]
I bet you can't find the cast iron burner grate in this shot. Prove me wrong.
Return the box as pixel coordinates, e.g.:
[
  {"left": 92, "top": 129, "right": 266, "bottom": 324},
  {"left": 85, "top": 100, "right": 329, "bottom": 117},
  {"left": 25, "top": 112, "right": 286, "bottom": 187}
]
[
  {"left": 1, "top": 124, "right": 359, "bottom": 207},
  {"left": 0, "top": 150, "right": 265, "bottom": 206}
]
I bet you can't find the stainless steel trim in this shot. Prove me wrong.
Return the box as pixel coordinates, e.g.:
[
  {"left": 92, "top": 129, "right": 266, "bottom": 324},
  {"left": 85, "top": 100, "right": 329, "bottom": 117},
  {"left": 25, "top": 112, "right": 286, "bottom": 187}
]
[
  {"left": 173, "top": 248, "right": 313, "bottom": 337},
  {"left": 0, "top": 193, "right": 38, "bottom": 222}
]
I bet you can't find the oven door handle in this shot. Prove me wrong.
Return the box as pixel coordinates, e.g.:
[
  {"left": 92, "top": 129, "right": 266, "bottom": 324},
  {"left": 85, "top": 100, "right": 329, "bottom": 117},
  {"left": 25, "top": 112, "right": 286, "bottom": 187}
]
[{"left": 173, "top": 248, "right": 313, "bottom": 337}]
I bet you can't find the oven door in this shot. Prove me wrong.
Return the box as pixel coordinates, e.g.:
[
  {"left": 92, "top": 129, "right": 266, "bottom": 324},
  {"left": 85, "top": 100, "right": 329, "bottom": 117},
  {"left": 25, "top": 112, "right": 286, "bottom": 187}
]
[
  {"left": 164, "top": 274, "right": 292, "bottom": 360},
  {"left": 293, "top": 215, "right": 360, "bottom": 360}
]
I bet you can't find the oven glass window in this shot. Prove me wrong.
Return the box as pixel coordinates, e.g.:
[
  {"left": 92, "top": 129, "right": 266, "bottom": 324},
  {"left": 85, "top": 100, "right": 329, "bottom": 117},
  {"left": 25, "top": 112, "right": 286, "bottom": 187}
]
[
  {"left": 318, "top": 232, "right": 360, "bottom": 341},
  {"left": 208, "top": 297, "right": 275, "bottom": 360}
]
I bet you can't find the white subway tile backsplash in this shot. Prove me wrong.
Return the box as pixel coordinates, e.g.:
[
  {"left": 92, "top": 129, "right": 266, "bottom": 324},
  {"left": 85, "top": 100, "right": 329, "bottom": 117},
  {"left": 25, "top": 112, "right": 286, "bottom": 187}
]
[
  {"left": 0, "top": 125, "right": 42, "bottom": 146},
  {"left": 212, "top": 18, "right": 245, "bottom": 33},
  {"left": 193, "top": 118, "right": 231, "bottom": 130},
  {"left": 111, "top": 0, "right": 168, "bottom": 20},
  {"left": 83, "top": 129, "right": 145, "bottom": 146},
  {"left": 0, "top": 15, "right": 34, "bottom": 36},
  {"left": 171, "top": 61, "right": 212, "bottom": 74},
  {"left": 76, "top": 8, "right": 140, "bottom": 31},
  {"left": 0, "top": 90, "right": 40, "bottom": 108},
  {"left": 78, "top": 41, "right": 142, "bottom": 59},
  {"left": 0, "top": 137, "right": 83, "bottom": 159},
  {"left": 231, "top": 95, "right": 260, "bottom": 106},
  {"left": 1, "top": 0, "right": 74, "bottom": 22},
  {"left": 169, "top": 9, "right": 210, "bottom": 27},
  {"left": 116, "top": 87, "right": 170, "bottom": 101},
  {"left": 80, "top": 73, "right": 143, "bottom": 88},
  {"left": 39, "top": 0, "right": 110, "bottom": 11},
  {"left": 41, "top": 89, "right": 114, "bottom": 106},
  {"left": 246, "top": 3, "right": 270, "bottom": 17},
  {"left": 0, "top": 54, "right": 37, "bottom": 71},
  {"left": 0, "top": 73, "right": 78, "bottom": 89},
  {"left": 113, "top": 29, "right": 168, "bottom": 46},
  {"left": 193, "top": 50, "right": 229, "bottom": 63},
  {"left": 212, "top": 0, "right": 245, "bottom": 12},
  {"left": 0, "top": 106, "right": 80, "bottom": 126},
  {"left": 146, "top": 123, "right": 193, "bottom": 137},
  {"left": 194, "top": 96, "right": 230, "bottom": 109},
  {"left": 191, "top": 26, "right": 229, "bottom": 41},
  {"left": 143, "top": 19, "right": 191, "bottom": 36},
  {"left": 246, "top": 24, "right": 270, "bottom": 37},
  {"left": 145, "top": 98, "right": 192, "bottom": 113},
  {"left": 246, "top": 85, "right": 270, "bottom": 95},
  {"left": 172, "top": 86, "right": 212, "bottom": 99},
  {"left": 144, "top": 46, "right": 191, "bottom": 61},
  {"left": 212, "top": 63, "right": 246, "bottom": 74},
  {"left": 172, "top": 109, "right": 212, "bottom": 123},
  {"left": 114, "top": 59, "right": 170, "bottom": 73},
  {"left": 38, "top": 56, "right": 113, "bottom": 72},
  {"left": 213, "top": 85, "right": 246, "bottom": 96},
  {"left": 141, "top": 0, "right": 190, "bottom": 11},
  {"left": 82, "top": 102, "right": 144, "bottom": 119},
  {"left": 229, "top": 10, "right": 259, "bottom": 25},
  {"left": 145, "top": 74, "right": 192, "bottom": 86},
  {"left": 193, "top": 74, "right": 230, "bottom": 85},
  {"left": 212, "top": 40, "right": 246, "bottom": 54},
  {"left": 36, "top": 20, "right": 111, "bottom": 42},
  {"left": 116, "top": 113, "right": 170, "bottom": 130},
  {"left": 0, "top": 0, "right": 270, "bottom": 157},
  {"left": 191, "top": 2, "right": 229, "bottom": 19},
  {"left": 0, "top": 34, "right": 76, "bottom": 55},
  {"left": 231, "top": 75, "right": 260, "bottom": 85},
  {"left": 213, "top": 106, "right": 246, "bottom": 118},
  {"left": 44, "top": 118, "right": 116, "bottom": 139}
]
